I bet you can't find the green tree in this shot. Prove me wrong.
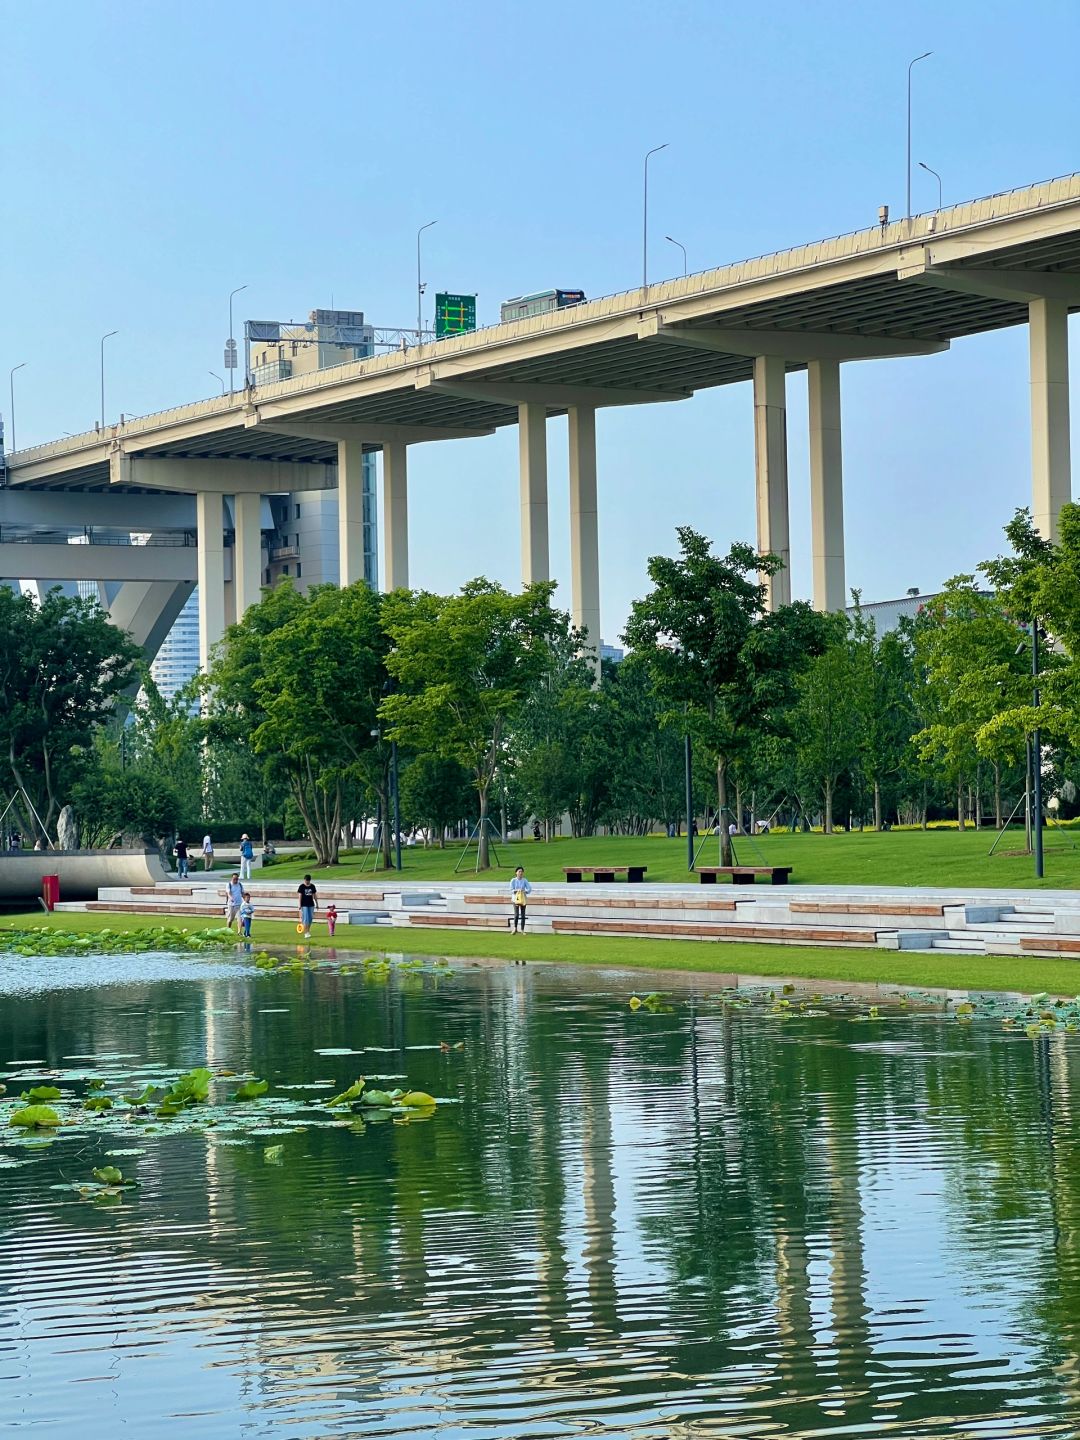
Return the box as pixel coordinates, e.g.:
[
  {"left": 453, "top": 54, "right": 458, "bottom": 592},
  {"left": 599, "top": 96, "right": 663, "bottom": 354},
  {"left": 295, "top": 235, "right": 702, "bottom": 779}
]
[
  {"left": 0, "top": 587, "right": 139, "bottom": 842},
  {"left": 381, "top": 579, "right": 565, "bottom": 869},
  {"left": 623, "top": 527, "right": 827, "bottom": 864},
  {"left": 207, "top": 581, "right": 388, "bottom": 866},
  {"left": 913, "top": 575, "right": 1031, "bottom": 828},
  {"left": 793, "top": 616, "right": 859, "bottom": 832},
  {"left": 72, "top": 768, "right": 182, "bottom": 848},
  {"left": 399, "top": 754, "right": 473, "bottom": 847}
]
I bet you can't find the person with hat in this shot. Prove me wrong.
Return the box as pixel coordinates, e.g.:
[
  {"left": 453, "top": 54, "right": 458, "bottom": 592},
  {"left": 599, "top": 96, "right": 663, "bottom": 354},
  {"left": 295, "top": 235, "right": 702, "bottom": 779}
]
[{"left": 239, "top": 833, "right": 254, "bottom": 881}]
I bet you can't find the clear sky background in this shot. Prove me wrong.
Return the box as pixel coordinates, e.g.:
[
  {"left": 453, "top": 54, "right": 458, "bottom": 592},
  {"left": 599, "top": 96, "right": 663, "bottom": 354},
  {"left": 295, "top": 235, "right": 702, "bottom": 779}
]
[{"left": 3, "top": 0, "right": 1078, "bottom": 642}]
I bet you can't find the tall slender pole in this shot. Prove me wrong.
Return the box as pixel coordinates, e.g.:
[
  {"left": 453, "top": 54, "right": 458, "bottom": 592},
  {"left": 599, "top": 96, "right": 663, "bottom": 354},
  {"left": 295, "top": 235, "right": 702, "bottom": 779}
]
[
  {"left": 416, "top": 220, "right": 437, "bottom": 343},
  {"left": 99, "top": 330, "right": 118, "bottom": 429},
  {"left": 228, "top": 285, "right": 247, "bottom": 396},
  {"left": 209, "top": 371, "right": 226, "bottom": 395},
  {"left": 918, "top": 160, "right": 943, "bottom": 209},
  {"left": 684, "top": 731, "right": 694, "bottom": 870},
  {"left": 643, "top": 143, "right": 669, "bottom": 291},
  {"left": 391, "top": 739, "right": 402, "bottom": 871},
  {"left": 1033, "top": 622, "right": 1044, "bottom": 879},
  {"left": 8, "top": 363, "right": 26, "bottom": 452},
  {"left": 906, "top": 52, "right": 932, "bottom": 218},
  {"left": 665, "top": 235, "right": 687, "bottom": 276}
]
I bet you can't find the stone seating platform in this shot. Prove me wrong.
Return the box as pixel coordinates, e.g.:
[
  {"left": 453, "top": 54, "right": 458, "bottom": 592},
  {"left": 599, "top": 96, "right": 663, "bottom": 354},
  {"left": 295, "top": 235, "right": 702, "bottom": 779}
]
[{"left": 50, "top": 876, "right": 1080, "bottom": 958}]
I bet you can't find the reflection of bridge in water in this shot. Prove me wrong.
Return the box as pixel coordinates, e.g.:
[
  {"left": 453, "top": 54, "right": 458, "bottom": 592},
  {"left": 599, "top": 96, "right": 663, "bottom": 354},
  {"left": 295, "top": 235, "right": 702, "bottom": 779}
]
[
  {"left": 4, "top": 965, "right": 1080, "bottom": 1431},
  {"left": 3, "top": 174, "right": 1079, "bottom": 673}
]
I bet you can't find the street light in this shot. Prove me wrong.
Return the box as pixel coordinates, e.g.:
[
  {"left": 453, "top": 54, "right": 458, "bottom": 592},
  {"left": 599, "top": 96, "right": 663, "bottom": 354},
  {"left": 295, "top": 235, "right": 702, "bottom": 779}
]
[
  {"left": 8, "top": 363, "right": 26, "bottom": 452},
  {"left": 99, "top": 330, "right": 118, "bottom": 429},
  {"left": 209, "top": 371, "right": 226, "bottom": 395},
  {"left": 1032, "top": 621, "right": 1044, "bottom": 879},
  {"left": 906, "top": 51, "right": 932, "bottom": 218},
  {"left": 416, "top": 220, "right": 437, "bottom": 343},
  {"left": 643, "top": 143, "right": 669, "bottom": 291},
  {"left": 921, "top": 162, "right": 944, "bottom": 211},
  {"left": 665, "top": 234, "right": 688, "bottom": 277},
  {"left": 228, "top": 285, "right": 247, "bottom": 396}
]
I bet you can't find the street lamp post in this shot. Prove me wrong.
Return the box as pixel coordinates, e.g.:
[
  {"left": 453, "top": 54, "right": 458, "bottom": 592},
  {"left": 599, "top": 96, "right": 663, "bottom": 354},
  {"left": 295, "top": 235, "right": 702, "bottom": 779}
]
[
  {"left": 209, "top": 371, "right": 226, "bottom": 395},
  {"left": 918, "top": 160, "right": 943, "bottom": 210},
  {"left": 8, "top": 363, "right": 26, "bottom": 452},
  {"left": 665, "top": 235, "right": 688, "bottom": 277},
  {"left": 391, "top": 739, "right": 402, "bottom": 872},
  {"left": 643, "top": 143, "right": 669, "bottom": 291},
  {"left": 906, "top": 51, "right": 932, "bottom": 218},
  {"left": 416, "top": 220, "right": 437, "bottom": 343},
  {"left": 99, "top": 331, "right": 118, "bottom": 429},
  {"left": 228, "top": 285, "right": 247, "bottom": 396},
  {"left": 684, "top": 731, "right": 694, "bottom": 870}
]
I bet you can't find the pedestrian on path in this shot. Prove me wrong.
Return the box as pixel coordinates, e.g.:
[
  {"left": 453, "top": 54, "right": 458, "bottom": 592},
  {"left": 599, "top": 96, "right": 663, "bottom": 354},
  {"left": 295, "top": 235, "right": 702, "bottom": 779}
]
[
  {"left": 239, "top": 834, "right": 254, "bottom": 881},
  {"left": 174, "top": 837, "right": 189, "bottom": 879},
  {"left": 202, "top": 834, "right": 215, "bottom": 871},
  {"left": 223, "top": 873, "right": 244, "bottom": 928},
  {"left": 239, "top": 893, "right": 254, "bottom": 938},
  {"left": 509, "top": 866, "right": 531, "bottom": 933},
  {"left": 297, "top": 875, "right": 318, "bottom": 939}
]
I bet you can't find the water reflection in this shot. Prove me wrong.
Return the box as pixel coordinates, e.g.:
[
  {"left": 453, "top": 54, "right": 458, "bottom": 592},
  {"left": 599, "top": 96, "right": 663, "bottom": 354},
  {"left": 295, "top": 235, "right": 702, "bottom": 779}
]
[{"left": 2, "top": 957, "right": 1080, "bottom": 1436}]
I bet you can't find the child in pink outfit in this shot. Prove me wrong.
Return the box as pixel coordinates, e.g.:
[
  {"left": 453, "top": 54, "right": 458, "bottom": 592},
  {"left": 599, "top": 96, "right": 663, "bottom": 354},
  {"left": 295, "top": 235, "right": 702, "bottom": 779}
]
[{"left": 326, "top": 904, "right": 338, "bottom": 937}]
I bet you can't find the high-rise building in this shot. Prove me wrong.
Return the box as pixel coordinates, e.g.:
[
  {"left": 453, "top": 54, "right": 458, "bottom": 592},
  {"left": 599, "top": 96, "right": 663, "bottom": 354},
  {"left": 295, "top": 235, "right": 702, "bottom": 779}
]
[{"left": 150, "top": 588, "right": 199, "bottom": 706}]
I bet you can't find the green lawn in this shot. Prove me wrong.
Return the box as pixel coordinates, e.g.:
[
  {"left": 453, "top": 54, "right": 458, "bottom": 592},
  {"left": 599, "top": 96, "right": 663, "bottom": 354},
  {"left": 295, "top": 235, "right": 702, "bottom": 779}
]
[
  {"left": 263, "top": 825, "right": 1080, "bottom": 892},
  {"left": 8, "top": 908, "right": 1080, "bottom": 998}
]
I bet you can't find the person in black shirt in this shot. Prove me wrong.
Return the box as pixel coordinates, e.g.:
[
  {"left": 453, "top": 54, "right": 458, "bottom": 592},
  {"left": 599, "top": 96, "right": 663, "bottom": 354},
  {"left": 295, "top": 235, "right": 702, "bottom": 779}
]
[{"left": 297, "top": 875, "right": 318, "bottom": 939}]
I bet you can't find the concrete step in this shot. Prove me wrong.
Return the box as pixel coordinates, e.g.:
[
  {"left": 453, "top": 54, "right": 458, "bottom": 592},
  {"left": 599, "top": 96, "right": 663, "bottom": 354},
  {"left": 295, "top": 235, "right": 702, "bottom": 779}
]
[{"left": 931, "top": 935, "right": 987, "bottom": 953}]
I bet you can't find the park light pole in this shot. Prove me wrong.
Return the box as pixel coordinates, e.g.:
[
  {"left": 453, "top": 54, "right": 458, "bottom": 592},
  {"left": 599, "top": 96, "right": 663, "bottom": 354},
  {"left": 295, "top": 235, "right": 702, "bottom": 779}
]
[
  {"left": 417, "top": 220, "right": 437, "bottom": 343},
  {"left": 918, "top": 160, "right": 943, "bottom": 210},
  {"left": 228, "top": 285, "right": 247, "bottom": 396},
  {"left": 209, "top": 371, "right": 226, "bottom": 395},
  {"left": 1032, "top": 621, "right": 1044, "bottom": 879},
  {"left": 665, "top": 234, "right": 688, "bottom": 277},
  {"left": 8, "top": 362, "right": 26, "bottom": 452},
  {"left": 906, "top": 51, "right": 932, "bottom": 218},
  {"left": 643, "top": 143, "right": 669, "bottom": 291},
  {"left": 99, "top": 331, "right": 118, "bottom": 429}
]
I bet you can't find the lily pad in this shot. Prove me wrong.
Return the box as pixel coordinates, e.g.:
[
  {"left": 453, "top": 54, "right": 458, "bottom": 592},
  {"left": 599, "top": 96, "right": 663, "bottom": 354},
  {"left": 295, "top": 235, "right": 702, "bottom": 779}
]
[{"left": 10, "top": 1104, "right": 61, "bottom": 1128}]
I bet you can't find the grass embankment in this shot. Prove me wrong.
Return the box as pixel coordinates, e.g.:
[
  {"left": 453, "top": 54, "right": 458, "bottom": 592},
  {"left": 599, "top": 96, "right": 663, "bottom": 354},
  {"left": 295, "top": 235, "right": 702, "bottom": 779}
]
[
  {"left": 9, "top": 909, "right": 1080, "bottom": 998},
  {"left": 263, "top": 826, "right": 1080, "bottom": 891}
]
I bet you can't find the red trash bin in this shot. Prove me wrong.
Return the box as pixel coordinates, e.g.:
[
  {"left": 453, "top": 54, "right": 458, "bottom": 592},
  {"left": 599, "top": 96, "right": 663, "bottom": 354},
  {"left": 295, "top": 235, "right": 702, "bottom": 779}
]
[{"left": 42, "top": 874, "right": 60, "bottom": 912}]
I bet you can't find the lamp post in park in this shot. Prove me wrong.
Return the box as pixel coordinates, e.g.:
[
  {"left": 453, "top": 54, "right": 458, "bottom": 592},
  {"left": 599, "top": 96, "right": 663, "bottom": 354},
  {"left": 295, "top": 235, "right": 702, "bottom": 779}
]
[
  {"left": 1032, "top": 621, "right": 1044, "bottom": 879},
  {"left": 416, "top": 220, "right": 437, "bottom": 343},
  {"left": 906, "top": 51, "right": 932, "bottom": 218},
  {"left": 643, "top": 143, "right": 668, "bottom": 291},
  {"left": 227, "top": 285, "right": 247, "bottom": 395}
]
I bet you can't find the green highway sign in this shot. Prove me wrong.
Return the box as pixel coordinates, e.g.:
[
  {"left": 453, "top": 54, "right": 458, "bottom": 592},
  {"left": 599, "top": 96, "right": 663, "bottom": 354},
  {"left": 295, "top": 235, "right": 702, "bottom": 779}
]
[{"left": 435, "top": 293, "right": 477, "bottom": 338}]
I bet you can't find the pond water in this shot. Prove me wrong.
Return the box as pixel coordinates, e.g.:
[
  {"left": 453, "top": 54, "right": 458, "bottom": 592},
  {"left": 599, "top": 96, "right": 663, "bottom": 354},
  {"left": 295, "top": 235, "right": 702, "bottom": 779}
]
[{"left": 2, "top": 947, "right": 1079, "bottom": 1438}]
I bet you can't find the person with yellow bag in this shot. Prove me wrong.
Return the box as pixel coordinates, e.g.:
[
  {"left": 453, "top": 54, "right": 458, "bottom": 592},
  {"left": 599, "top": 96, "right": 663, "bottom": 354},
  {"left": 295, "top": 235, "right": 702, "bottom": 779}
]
[{"left": 509, "top": 866, "right": 531, "bottom": 933}]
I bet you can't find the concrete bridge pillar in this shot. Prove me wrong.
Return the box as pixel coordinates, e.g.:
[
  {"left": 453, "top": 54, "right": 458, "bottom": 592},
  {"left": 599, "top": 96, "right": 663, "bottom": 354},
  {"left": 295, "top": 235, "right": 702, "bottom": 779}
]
[
  {"left": 196, "top": 490, "right": 226, "bottom": 669},
  {"left": 518, "top": 402, "right": 550, "bottom": 585},
  {"left": 808, "top": 358, "right": 847, "bottom": 612},
  {"left": 1030, "top": 297, "right": 1072, "bottom": 542},
  {"left": 568, "top": 404, "right": 601, "bottom": 674},
  {"left": 338, "top": 439, "right": 368, "bottom": 587},
  {"left": 233, "top": 490, "right": 263, "bottom": 618},
  {"left": 382, "top": 440, "right": 409, "bottom": 591},
  {"left": 753, "top": 354, "right": 791, "bottom": 610}
]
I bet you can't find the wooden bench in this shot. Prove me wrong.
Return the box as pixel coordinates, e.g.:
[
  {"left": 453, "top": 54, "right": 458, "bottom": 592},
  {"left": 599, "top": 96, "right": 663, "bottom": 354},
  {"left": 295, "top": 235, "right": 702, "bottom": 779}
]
[
  {"left": 563, "top": 865, "right": 647, "bottom": 884},
  {"left": 697, "top": 865, "right": 793, "bottom": 885}
]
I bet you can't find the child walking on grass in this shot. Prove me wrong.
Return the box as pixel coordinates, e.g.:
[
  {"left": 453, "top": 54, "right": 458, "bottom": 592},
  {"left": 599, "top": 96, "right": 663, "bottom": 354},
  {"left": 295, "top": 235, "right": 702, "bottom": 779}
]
[{"left": 239, "top": 893, "right": 254, "bottom": 938}]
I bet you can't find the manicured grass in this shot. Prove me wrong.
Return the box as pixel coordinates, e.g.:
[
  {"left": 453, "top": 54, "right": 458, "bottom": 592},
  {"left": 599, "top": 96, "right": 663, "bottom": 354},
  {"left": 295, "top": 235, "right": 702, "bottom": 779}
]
[
  {"left": 8, "top": 909, "right": 1080, "bottom": 997},
  {"left": 262, "top": 826, "right": 1080, "bottom": 892}
]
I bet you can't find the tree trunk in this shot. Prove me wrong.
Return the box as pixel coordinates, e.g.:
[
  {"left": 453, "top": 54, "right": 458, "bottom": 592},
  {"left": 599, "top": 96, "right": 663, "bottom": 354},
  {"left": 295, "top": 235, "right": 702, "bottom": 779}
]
[
  {"left": 734, "top": 775, "right": 744, "bottom": 835},
  {"left": 717, "top": 758, "right": 732, "bottom": 866},
  {"left": 873, "top": 779, "right": 882, "bottom": 831},
  {"left": 478, "top": 786, "right": 490, "bottom": 869},
  {"left": 956, "top": 779, "right": 965, "bottom": 831},
  {"left": 500, "top": 796, "right": 508, "bottom": 844},
  {"left": 920, "top": 782, "right": 928, "bottom": 830},
  {"left": 994, "top": 761, "right": 1003, "bottom": 830},
  {"left": 823, "top": 780, "right": 833, "bottom": 835},
  {"left": 972, "top": 778, "right": 981, "bottom": 831}
]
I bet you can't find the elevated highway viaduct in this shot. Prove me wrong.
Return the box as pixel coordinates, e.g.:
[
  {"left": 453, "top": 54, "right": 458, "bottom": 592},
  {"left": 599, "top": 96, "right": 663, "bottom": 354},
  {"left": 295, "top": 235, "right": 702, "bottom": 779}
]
[{"left": 6, "top": 172, "right": 1079, "bottom": 669}]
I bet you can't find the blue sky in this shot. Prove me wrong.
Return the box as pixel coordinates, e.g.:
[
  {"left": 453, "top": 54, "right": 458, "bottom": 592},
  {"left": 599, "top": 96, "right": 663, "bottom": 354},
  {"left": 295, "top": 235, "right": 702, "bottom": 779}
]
[{"left": 3, "top": 0, "right": 1078, "bottom": 640}]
